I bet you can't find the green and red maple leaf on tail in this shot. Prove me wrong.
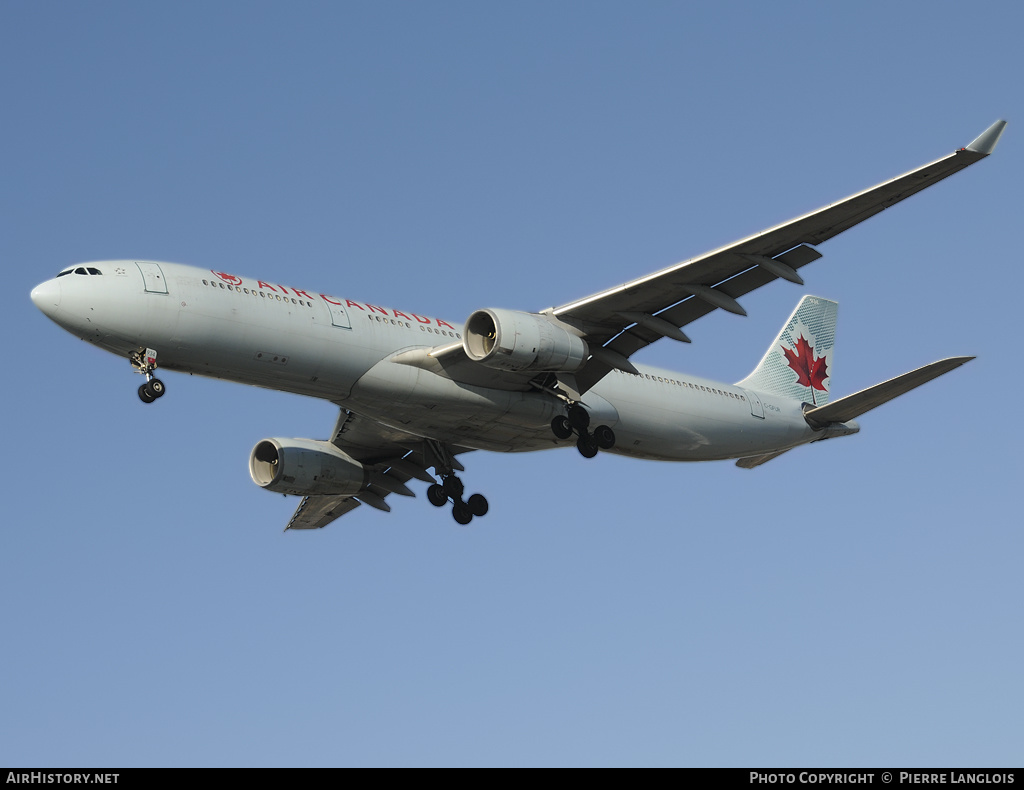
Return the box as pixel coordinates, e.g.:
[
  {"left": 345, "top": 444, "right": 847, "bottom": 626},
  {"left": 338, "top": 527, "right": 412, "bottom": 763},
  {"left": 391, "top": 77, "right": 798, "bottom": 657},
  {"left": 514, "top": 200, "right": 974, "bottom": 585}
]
[{"left": 782, "top": 334, "right": 828, "bottom": 404}]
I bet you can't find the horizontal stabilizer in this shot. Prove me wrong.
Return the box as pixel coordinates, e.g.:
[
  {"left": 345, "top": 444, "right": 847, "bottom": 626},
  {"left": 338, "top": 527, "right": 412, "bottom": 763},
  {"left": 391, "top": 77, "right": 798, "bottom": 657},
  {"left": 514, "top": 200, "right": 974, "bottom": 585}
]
[
  {"left": 803, "top": 356, "right": 973, "bottom": 426},
  {"left": 736, "top": 449, "right": 792, "bottom": 469}
]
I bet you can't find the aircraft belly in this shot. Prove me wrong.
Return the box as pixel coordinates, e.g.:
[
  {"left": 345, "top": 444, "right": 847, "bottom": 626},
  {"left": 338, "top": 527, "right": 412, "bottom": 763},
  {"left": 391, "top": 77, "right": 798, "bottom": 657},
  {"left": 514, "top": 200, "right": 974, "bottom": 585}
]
[
  {"left": 347, "top": 357, "right": 565, "bottom": 452},
  {"left": 594, "top": 374, "right": 814, "bottom": 462}
]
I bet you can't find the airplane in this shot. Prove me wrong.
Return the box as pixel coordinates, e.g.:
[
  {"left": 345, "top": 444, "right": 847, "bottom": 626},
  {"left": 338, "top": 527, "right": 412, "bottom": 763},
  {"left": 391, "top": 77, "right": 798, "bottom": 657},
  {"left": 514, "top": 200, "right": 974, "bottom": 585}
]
[{"left": 30, "top": 119, "right": 1005, "bottom": 530}]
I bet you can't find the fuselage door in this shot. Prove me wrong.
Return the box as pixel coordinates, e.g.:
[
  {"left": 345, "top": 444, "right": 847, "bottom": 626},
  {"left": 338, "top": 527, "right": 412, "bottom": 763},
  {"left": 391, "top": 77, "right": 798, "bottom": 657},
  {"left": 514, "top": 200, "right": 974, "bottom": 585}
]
[
  {"left": 743, "top": 388, "right": 765, "bottom": 419},
  {"left": 323, "top": 296, "right": 352, "bottom": 329},
  {"left": 136, "top": 262, "right": 168, "bottom": 294}
]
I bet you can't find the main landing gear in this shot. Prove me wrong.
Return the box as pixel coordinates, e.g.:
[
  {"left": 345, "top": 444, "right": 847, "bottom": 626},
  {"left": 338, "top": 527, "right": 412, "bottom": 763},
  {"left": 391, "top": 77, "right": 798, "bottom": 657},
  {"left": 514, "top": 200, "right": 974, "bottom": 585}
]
[
  {"left": 427, "top": 475, "right": 489, "bottom": 525},
  {"left": 131, "top": 348, "right": 166, "bottom": 404},
  {"left": 425, "top": 440, "right": 489, "bottom": 525},
  {"left": 551, "top": 403, "right": 615, "bottom": 458}
]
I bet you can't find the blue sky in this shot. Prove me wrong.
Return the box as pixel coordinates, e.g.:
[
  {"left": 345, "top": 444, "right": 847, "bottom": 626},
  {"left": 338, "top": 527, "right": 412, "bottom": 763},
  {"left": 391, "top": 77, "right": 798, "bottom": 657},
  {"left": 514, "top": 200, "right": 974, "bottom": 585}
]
[{"left": 3, "top": 0, "right": 1022, "bottom": 767}]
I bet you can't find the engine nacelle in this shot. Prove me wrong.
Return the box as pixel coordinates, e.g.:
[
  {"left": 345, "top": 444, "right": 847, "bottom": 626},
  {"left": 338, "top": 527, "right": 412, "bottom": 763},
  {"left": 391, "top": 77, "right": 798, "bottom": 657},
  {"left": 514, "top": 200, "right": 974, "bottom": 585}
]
[
  {"left": 249, "top": 438, "right": 369, "bottom": 497},
  {"left": 463, "top": 308, "right": 589, "bottom": 373}
]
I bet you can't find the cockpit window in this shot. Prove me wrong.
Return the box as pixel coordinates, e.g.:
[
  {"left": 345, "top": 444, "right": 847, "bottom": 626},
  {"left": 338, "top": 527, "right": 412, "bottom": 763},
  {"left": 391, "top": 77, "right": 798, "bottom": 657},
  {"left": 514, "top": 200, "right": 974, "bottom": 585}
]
[{"left": 57, "top": 266, "right": 103, "bottom": 276}]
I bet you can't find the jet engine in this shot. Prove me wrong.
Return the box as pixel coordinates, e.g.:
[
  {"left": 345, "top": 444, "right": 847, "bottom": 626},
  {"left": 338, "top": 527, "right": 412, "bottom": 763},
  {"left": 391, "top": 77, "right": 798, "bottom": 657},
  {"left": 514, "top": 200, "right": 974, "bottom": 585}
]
[
  {"left": 463, "top": 308, "right": 589, "bottom": 373},
  {"left": 249, "top": 438, "right": 369, "bottom": 497}
]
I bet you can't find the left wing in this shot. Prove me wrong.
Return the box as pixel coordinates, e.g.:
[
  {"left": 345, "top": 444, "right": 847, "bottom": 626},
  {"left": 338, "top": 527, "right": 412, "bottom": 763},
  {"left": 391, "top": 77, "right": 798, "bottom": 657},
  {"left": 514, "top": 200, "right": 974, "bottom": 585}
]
[
  {"left": 408, "top": 121, "right": 1004, "bottom": 397},
  {"left": 549, "top": 120, "right": 1005, "bottom": 394},
  {"left": 285, "top": 410, "right": 469, "bottom": 531}
]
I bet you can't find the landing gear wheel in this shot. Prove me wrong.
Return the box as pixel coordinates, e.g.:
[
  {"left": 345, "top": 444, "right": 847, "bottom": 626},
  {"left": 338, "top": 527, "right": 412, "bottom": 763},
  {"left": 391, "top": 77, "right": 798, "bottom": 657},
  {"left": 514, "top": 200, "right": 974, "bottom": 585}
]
[
  {"left": 593, "top": 424, "right": 616, "bottom": 450},
  {"left": 452, "top": 504, "right": 473, "bottom": 525},
  {"left": 147, "top": 378, "right": 166, "bottom": 398},
  {"left": 427, "top": 484, "right": 448, "bottom": 507},
  {"left": 442, "top": 475, "right": 465, "bottom": 500},
  {"left": 577, "top": 435, "right": 599, "bottom": 458},
  {"left": 551, "top": 415, "right": 573, "bottom": 440},
  {"left": 467, "top": 493, "right": 489, "bottom": 517},
  {"left": 567, "top": 404, "right": 591, "bottom": 431},
  {"left": 138, "top": 383, "right": 156, "bottom": 404}
]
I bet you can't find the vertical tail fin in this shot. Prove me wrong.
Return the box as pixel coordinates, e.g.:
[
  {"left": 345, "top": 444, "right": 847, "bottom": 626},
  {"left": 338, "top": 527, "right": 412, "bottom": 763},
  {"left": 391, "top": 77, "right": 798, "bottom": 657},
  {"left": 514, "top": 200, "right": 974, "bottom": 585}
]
[{"left": 736, "top": 295, "right": 837, "bottom": 406}]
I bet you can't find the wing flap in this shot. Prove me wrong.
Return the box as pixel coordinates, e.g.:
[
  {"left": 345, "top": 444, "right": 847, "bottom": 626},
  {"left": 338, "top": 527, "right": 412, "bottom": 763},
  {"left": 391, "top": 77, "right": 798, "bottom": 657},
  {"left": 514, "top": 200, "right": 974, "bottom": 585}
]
[{"left": 286, "top": 494, "right": 362, "bottom": 530}]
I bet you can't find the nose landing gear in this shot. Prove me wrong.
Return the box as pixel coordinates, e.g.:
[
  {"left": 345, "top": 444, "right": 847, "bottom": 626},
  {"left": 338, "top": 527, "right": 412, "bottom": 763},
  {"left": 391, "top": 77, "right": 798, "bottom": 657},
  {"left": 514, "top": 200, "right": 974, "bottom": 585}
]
[
  {"left": 137, "top": 379, "right": 166, "bottom": 403},
  {"left": 131, "top": 348, "right": 166, "bottom": 404},
  {"left": 551, "top": 403, "right": 615, "bottom": 458}
]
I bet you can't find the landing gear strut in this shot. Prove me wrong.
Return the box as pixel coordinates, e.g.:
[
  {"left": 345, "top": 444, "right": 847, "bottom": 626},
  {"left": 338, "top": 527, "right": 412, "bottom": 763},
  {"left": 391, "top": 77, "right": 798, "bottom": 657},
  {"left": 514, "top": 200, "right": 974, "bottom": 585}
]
[
  {"left": 130, "top": 348, "right": 166, "bottom": 404},
  {"left": 551, "top": 403, "right": 616, "bottom": 458},
  {"left": 425, "top": 440, "right": 489, "bottom": 525}
]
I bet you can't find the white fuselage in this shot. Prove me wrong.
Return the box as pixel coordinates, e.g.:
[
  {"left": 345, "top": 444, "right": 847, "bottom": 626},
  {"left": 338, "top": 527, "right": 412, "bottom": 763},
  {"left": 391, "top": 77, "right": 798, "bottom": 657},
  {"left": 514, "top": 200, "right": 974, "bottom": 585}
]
[{"left": 31, "top": 261, "right": 822, "bottom": 461}]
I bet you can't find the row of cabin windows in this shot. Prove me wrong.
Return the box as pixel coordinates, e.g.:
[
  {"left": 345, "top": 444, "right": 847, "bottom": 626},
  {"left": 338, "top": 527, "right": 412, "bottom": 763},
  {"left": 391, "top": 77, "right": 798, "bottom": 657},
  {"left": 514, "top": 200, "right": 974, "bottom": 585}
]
[
  {"left": 366, "top": 314, "right": 461, "bottom": 339},
  {"left": 619, "top": 369, "right": 747, "bottom": 402},
  {"left": 201, "top": 279, "right": 313, "bottom": 308},
  {"left": 58, "top": 267, "right": 102, "bottom": 277}
]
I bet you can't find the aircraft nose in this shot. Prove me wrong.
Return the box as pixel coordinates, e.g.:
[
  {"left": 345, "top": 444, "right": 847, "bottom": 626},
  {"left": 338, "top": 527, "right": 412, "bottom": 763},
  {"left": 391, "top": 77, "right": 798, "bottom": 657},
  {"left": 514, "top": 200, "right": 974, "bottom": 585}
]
[{"left": 30, "top": 278, "right": 61, "bottom": 316}]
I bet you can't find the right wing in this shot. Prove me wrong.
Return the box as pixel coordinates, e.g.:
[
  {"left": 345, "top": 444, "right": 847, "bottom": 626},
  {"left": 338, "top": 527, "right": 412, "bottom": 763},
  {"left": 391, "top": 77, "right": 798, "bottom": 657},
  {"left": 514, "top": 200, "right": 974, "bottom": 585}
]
[{"left": 285, "top": 410, "right": 470, "bottom": 531}]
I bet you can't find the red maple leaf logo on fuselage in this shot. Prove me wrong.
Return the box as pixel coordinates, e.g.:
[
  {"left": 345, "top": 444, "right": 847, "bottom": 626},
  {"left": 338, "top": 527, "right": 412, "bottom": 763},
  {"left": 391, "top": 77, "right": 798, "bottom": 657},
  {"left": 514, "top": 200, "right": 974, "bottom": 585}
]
[
  {"left": 211, "top": 271, "right": 243, "bottom": 286},
  {"left": 782, "top": 334, "right": 828, "bottom": 404}
]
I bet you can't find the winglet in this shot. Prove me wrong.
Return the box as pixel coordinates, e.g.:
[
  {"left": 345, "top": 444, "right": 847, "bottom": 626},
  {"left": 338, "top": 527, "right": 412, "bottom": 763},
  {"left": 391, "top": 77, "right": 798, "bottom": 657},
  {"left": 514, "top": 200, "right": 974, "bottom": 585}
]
[{"left": 965, "top": 120, "right": 1007, "bottom": 155}]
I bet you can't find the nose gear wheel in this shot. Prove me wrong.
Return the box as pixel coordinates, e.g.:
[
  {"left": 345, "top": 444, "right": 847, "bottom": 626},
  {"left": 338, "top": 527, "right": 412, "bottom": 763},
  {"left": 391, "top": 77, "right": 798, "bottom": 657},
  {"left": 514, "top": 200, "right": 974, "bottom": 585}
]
[{"left": 130, "top": 348, "right": 166, "bottom": 404}]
